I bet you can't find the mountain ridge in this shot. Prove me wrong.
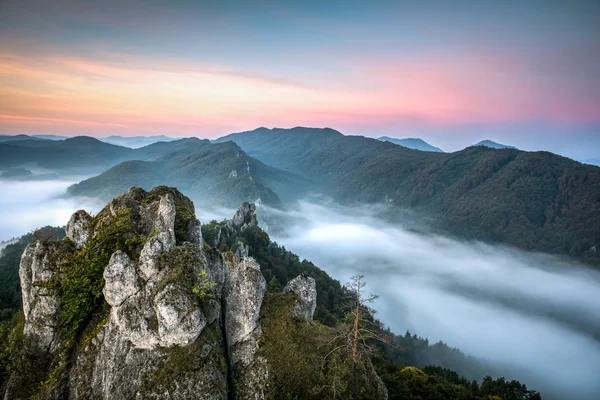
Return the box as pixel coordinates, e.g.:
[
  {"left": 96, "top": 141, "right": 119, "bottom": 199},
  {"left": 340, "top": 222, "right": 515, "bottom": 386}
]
[
  {"left": 377, "top": 136, "right": 444, "bottom": 152},
  {"left": 215, "top": 127, "right": 600, "bottom": 266}
]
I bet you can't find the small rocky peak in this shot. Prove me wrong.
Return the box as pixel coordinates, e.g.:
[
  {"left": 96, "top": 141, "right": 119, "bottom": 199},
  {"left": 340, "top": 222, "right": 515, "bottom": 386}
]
[
  {"left": 283, "top": 274, "right": 317, "bottom": 322},
  {"left": 223, "top": 256, "right": 268, "bottom": 399},
  {"left": 19, "top": 241, "right": 63, "bottom": 354},
  {"left": 66, "top": 210, "right": 92, "bottom": 248},
  {"left": 231, "top": 202, "right": 257, "bottom": 231},
  {"left": 8, "top": 186, "right": 229, "bottom": 399}
]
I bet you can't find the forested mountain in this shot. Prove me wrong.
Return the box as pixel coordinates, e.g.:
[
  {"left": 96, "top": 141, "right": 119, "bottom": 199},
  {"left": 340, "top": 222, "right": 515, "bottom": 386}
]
[
  {"left": 217, "top": 127, "right": 600, "bottom": 265},
  {"left": 68, "top": 139, "right": 308, "bottom": 207},
  {"left": 377, "top": 136, "right": 444, "bottom": 152}
]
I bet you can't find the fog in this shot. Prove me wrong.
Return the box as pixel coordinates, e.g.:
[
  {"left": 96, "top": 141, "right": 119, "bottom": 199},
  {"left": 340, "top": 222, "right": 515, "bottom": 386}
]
[
  {"left": 0, "top": 180, "right": 103, "bottom": 241},
  {"left": 266, "top": 201, "right": 600, "bottom": 400},
  {"left": 2, "top": 182, "right": 599, "bottom": 399}
]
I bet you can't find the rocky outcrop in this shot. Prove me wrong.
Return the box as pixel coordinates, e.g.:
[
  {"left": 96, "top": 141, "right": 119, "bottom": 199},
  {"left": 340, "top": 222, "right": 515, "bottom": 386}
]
[
  {"left": 231, "top": 202, "right": 257, "bottom": 231},
  {"left": 6, "top": 189, "right": 389, "bottom": 400},
  {"left": 214, "top": 202, "right": 258, "bottom": 248},
  {"left": 283, "top": 275, "right": 317, "bottom": 322},
  {"left": 18, "top": 241, "right": 62, "bottom": 354},
  {"left": 66, "top": 210, "right": 91, "bottom": 248},
  {"left": 224, "top": 256, "right": 268, "bottom": 399}
]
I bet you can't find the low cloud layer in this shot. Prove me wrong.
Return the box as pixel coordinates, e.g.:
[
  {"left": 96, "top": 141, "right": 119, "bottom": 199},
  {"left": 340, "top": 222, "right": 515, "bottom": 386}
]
[
  {"left": 2, "top": 182, "right": 599, "bottom": 399},
  {"left": 0, "top": 180, "right": 103, "bottom": 240},
  {"left": 268, "top": 201, "right": 600, "bottom": 400}
]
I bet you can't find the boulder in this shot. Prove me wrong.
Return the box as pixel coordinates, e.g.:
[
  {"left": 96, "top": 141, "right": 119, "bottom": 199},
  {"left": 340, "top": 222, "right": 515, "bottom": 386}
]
[{"left": 283, "top": 275, "right": 317, "bottom": 322}]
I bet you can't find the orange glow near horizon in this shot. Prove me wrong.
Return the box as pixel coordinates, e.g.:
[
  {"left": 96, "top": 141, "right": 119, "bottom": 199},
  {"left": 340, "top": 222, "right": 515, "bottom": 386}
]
[{"left": 0, "top": 50, "right": 599, "bottom": 137}]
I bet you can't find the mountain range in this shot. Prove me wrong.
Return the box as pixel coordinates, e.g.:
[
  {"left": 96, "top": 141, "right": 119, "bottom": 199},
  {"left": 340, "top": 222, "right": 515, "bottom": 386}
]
[
  {"left": 1, "top": 128, "right": 598, "bottom": 266},
  {"left": 217, "top": 127, "right": 600, "bottom": 265}
]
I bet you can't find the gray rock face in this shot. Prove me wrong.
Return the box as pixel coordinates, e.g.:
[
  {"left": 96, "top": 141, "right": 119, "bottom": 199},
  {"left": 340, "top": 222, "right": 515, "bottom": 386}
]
[
  {"left": 10, "top": 188, "right": 230, "bottom": 399},
  {"left": 231, "top": 202, "right": 257, "bottom": 230},
  {"left": 66, "top": 210, "right": 92, "bottom": 248},
  {"left": 283, "top": 275, "right": 317, "bottom": 322},
  {"left": 214, "top": 202, "right": 258, "bottom": 248},
  {"left": 102, "top": 196, "right": 207, "bottom": 350},
  {"left": 224, "top": 257, "right": 268, "bottom": 399},
  {"left": 19, "top": 241, "right": 61, "bottom": 354},
  {"left": 79, "top": 191, "right": 227, "bottom": 398}
]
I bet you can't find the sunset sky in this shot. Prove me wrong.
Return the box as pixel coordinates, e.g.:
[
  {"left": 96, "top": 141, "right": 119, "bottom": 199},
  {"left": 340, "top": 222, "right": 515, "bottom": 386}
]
[{"left": 0, "top": 0, "right": 598, "bottom": 158}]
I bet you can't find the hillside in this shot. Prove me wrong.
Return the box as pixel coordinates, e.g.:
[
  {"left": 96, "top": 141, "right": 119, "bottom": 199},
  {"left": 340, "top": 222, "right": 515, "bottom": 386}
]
[
  {"left": 0, "top": 187, "right": 542, "bottom": 399},
  {"left": 217, "top": 127, "right": 600, "bottom": 265},
  {"left": 0, "top": 136, "right": 134, "bottom": 174},
  {"left": 377, "top": 136, "right": 444, "bottom": 152},
  {"left": 68, "top": 140, "right": 308, "bottom": 207}
]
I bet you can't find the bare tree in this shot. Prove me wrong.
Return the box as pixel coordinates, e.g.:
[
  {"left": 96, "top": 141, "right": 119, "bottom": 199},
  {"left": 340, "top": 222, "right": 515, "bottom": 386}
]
[{"left": 348, "top": 275, "right": 378, "bottom": 400}]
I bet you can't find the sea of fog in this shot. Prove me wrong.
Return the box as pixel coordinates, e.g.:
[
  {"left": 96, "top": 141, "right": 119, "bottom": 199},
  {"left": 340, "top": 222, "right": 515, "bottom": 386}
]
[
  {"left": 1, "top": 181, "right": 599, "bottom": 399},
  {"left": 266, "top": 201, "right": 600, "bottom": 400},
  {"left": 0, "top": 180, "right": 104, "bottom": 240}
]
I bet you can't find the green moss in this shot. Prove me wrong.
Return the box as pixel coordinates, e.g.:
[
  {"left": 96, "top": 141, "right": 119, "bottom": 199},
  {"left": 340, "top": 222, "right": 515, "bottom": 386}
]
[
  {"left": 56, "top": 208, "right": 145, "bottom": 346},
  {"left": 142, "top": 323, "right": 227, "bottom": 394},
  {"left": 140, "top": 186, "right": 197, "bottom": 243}
]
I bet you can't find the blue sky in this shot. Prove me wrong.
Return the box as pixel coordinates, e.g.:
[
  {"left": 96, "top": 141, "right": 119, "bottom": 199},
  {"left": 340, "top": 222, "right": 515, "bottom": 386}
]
[{"left": 0, "top": 0, "right": 598, "bottom": 158}]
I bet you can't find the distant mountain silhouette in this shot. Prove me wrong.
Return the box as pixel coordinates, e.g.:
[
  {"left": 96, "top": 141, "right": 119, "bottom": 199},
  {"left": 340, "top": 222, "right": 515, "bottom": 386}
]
[
  {"left": 99, "top": 135, "right": 179, "bottom": 148},
  {"left": 474, "top": 140, "right": 517, "bottom": 149},
  {"left": 377, "top": 136, "right": 443, "bottom": 152},
  {"left": 0, "top": 134, "right": 46, "bottom": 142}
]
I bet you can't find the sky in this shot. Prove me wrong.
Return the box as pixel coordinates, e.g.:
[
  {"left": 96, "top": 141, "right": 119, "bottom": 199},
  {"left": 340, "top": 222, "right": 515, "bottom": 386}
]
[{"left": 0, "top": 0, "right": 599, "bottom": 158}]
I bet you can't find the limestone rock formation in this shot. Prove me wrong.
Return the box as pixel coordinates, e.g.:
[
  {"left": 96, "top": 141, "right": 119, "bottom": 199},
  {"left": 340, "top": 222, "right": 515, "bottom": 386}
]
[
  {"left": 283, "top": 274, "right": 317, "bottom": 322},
  {"left": 231, "top": 202, "right": 257, "bottom": 230},
  {"left": 224, "top": 257, "right": 269, "bottom": 399},
  {"left": 18, "top": 241, "right": 62, "bottom": 354},
  {"left": 213, "top": 201, "right": 258, "bottom": 248},
  {"left": 65, "top": 210, "right": 91, "bottom": 248},
  {"left": 4, "top": 188, "right": 388, "bottom": 400}
]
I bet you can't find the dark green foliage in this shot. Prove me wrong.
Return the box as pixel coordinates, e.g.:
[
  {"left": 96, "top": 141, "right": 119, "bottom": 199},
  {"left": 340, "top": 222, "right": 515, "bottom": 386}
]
[
  {"left": 375, "top": 361, "right": 541, "bottom": 400},
  {"left": 384, "top": 331, "right": 490, "bottom": 381},
  {"left": 267, "top": 276, "right": 281, "bottom": 292},
  {"left": 201, "top": 220, "right": 221, "bottom": 247},
  {"left": 260, "top": 292, "right": 380, "bottom": 400},
  {"left": 479, "top": 375, "right": 542, "bottom": 400}
]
